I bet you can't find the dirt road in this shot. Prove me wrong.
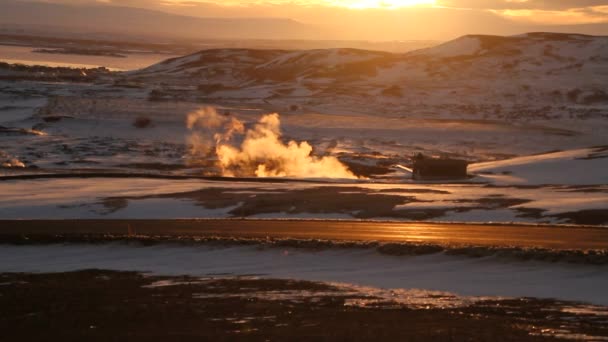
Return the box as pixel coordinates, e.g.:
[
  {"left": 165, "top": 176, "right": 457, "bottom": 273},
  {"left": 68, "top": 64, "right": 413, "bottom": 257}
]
[{"left": 2, "top": 219, "right": 607, "bottom": 250}]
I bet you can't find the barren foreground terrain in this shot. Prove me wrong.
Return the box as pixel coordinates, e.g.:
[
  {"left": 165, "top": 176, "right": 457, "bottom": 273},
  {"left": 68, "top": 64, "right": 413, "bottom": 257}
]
[{"left": 2, "top": 270, "right": 607, "bottom": 341}]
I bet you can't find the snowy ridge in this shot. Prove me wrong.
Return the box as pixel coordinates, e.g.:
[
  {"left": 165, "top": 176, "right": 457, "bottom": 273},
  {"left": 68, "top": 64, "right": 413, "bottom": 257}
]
[
  {"left": 135, "top": 32, "right": 608, "bottom": 82},
  {"left": 127, "top": 32, "right": 608, "bottom": 123},
  {"left": 256, "top": 48, "right": 389, "bottom": 69},
  {"left": 407, "top": 35, "right": 483, "bottom": 58},
  {"left": 407, "top": 32, "right": 608, "bottom": 63}
]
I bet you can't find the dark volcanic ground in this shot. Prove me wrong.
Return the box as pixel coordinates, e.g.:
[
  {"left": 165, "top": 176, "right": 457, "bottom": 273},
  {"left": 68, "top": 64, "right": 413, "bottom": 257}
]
[{"left": 1, "top": 270, "right": 607, "bottom": 341}]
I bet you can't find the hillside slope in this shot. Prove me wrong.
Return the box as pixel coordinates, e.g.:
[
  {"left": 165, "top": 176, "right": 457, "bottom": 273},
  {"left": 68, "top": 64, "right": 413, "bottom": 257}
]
[{"left": 129, "top": 33, "right": 608, "bottom": 122}]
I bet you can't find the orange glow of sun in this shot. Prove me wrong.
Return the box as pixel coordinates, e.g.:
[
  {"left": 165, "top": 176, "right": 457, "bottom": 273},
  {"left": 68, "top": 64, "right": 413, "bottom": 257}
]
[{"left": 328, "top": 0, "right": 436, "bottom": 9}]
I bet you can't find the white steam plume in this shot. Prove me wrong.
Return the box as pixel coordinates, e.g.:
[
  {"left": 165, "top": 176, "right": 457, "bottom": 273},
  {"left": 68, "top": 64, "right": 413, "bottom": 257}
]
[{"left": 187, "top": 107, "right": 356, "bottom": 179}]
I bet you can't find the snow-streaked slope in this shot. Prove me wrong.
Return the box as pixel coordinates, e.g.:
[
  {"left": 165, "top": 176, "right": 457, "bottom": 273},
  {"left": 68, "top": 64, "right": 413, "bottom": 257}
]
[
  {"left": 408, "top": 33, "right": 608, "bottom": 60},
  {"left": 127, "top": 33, "right": 608, "bottom": 125},
  {"left": 257, "top": 48, "right": 389, "bottom": 69},
  {"left": 471, "top": 146, "right": 608, "bottom": 185},
  {"left": 133, "top": 49, "right": 287, "bottom": 87},
  {"left": 134, "top": 32, "right": 608, "bottom": 87},
  {"left": 408, "top": 35, "right": 483, "bottom": 58},
  {"left": 251, "top": 48, "right": 394, "bottom": 82},
  {"left": 133, "top": 48, "right": 394, "bottom": 87}
]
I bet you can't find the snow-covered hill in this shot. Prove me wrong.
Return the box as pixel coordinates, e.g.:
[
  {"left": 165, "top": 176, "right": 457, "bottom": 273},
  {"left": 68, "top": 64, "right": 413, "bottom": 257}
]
[
  {"left": 128, "top": 33, "right": 608, "bottom": 123},
  {"left": 405, "top": 33, "right": 608, "bottom": 89},
  {"left": 133, "top": 48, "right": 394, "bottom": 85}
]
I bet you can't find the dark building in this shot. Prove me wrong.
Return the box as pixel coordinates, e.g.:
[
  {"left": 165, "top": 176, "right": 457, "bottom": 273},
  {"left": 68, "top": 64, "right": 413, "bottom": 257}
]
[{"left": 412, "top": 154, "right": 468, "bottom": 180}]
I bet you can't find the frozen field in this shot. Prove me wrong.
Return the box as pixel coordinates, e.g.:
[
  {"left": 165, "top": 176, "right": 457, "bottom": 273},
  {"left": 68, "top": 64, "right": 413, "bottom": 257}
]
[
  {"left": 1, "top": 242, "right": 608, "bottom": 306},
  {"left": 1, "top": 175, "right": 607, "bottom": 224}
]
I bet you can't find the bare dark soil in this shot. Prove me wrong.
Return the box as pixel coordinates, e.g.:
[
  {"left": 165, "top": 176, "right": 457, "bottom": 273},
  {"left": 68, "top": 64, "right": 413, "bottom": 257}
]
[
  {"left": 2, "top": 270, "right": 606, "bottom": 341},
  {"left": 553, "top": 209, "right": 608, "bottom": 226}
]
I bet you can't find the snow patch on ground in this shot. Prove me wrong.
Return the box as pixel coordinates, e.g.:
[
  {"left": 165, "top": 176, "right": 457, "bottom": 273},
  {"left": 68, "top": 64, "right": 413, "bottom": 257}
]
[
  {"left": 470, "top": 147, "right": 608, "bottom": 185},
  {"left": 0, "top": 243, "right": 606, "bottom": 305},
  {"left": 0, "top": 177, "right": 607, "bottom": 223}
]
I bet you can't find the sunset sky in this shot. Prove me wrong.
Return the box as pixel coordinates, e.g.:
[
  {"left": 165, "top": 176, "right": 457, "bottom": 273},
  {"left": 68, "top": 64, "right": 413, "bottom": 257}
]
[
  {"left": 12, "top": 0, "right": 608, "bottom": 40},
  {"left": 47, "top": 0, "right": 608, "bottom": 25}
]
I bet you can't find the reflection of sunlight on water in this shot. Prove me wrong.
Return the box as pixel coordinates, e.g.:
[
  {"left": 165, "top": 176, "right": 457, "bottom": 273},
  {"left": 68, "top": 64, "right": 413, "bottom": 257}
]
[
  {"left": 1, "top": 58, "right": 123, "bottom": 71},
  {"left": 0, "top": 45, "right": 177, "bottom": 71}
]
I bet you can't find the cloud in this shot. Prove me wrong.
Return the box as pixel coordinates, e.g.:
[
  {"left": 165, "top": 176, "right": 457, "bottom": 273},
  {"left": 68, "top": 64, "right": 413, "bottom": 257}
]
[
  {"left": 432, "top": 1, "right": 608, "bottom": 25},
  {"left": 499, "top": 9, "right": 606, "bottom": 25},
  {"left": 44, "top": 0, "right": 608, "bottom": 12},
  {"left": 438, "top": 0, "right": 608, "bottom": 11}
]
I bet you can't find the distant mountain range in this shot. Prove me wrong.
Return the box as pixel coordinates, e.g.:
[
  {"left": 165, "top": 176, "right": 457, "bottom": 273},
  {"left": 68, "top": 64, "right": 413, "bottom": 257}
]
[{"left": 0, "top": 1, "right": 323, "bottom": 41}]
